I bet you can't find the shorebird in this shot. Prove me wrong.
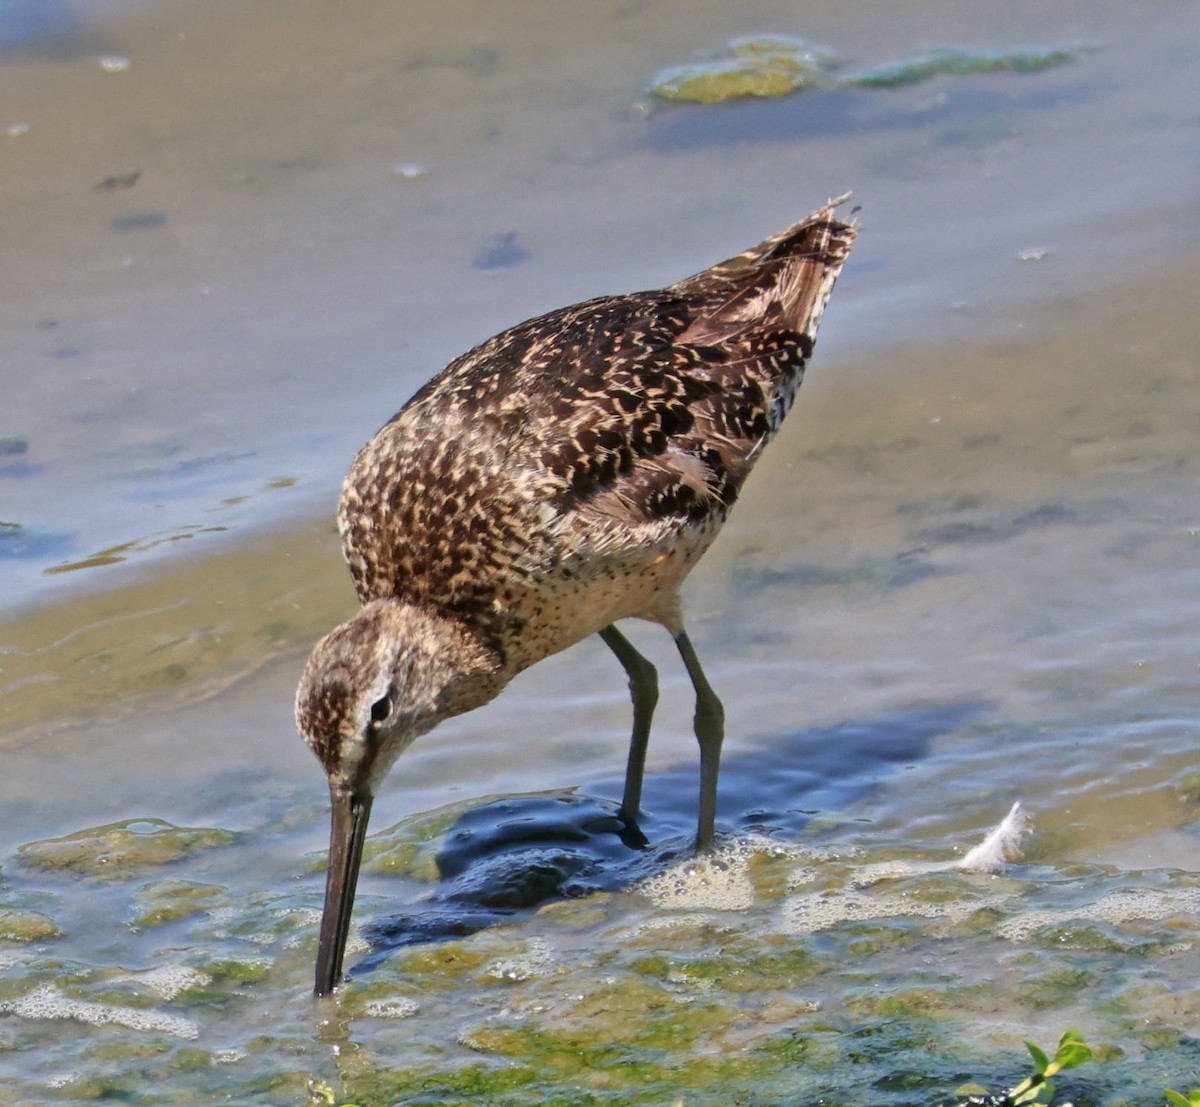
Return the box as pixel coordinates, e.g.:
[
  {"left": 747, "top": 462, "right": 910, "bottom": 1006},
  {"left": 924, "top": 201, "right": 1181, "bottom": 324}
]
[{"left": 296, "top": 198, "right": 857, "bottom": 995}]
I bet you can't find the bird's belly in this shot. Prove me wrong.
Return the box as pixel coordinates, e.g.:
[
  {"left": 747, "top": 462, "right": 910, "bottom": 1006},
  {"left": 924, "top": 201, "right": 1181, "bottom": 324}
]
[{"left": 495, "top": 518, "right": 721, "bottom": 675}]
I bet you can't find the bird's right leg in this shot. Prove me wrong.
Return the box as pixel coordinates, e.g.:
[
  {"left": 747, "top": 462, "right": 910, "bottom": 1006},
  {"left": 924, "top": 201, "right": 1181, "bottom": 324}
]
[
  {"left": 599, "top": 624, "right": 658, "bottom": 841},
  {"left": 672, "top": 628, "right": 725, "bottom": 854}
]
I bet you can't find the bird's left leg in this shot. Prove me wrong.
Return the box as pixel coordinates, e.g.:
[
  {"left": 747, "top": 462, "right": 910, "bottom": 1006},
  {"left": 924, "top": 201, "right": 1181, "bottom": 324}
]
[
  {"left": 599, "top": 624, "right": 658, "bottom": 843},
  {"left": 673, "top": 628, "right": 725, "bottom": 853}
]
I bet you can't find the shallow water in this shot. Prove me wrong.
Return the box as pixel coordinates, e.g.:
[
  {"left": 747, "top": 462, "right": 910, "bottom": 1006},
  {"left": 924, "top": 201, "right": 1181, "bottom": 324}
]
[{"left": 2, "top": 0, "right": 1199, "bottom": 1103}]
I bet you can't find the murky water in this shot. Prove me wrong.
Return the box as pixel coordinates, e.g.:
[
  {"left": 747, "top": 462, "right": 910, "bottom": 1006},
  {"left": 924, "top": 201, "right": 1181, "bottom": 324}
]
[{"left": 2, "top": 0, "right": 1198, "bottom": 1103}]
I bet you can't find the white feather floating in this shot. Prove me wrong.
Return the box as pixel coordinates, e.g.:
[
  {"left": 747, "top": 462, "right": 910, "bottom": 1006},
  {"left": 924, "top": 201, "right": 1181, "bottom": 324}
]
[{"left": 957, "top": 801, "right": 1029, "bottom": 873}]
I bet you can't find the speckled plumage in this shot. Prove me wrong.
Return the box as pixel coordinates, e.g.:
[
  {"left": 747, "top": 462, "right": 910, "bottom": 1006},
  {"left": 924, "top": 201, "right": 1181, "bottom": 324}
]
[
  {"left": 342, "top": 203, "right": 853, "bottom": 676},
  {"left": 297, "top": 198, "right": 857, "bottom": 994}
]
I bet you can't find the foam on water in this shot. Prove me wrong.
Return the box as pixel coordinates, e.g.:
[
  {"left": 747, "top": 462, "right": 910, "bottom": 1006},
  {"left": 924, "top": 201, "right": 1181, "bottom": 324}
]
[
  {"left": 783, "top": 884, "right": 985, "bottom": 933},
  {"left": 996, "top": 886, "right": 1200, "bottom": 942},
  {"left": 636, "top": 809, "right": 1034, "bottom": 931},
  {"left": 363, "top": 997, "right": 421, "bottom": 1019},
  {"left": 633, "top": 912, "right": 739, "bottom": 935},
  {"left": 1, "top": 983, "right": 200, "bottom": 1040},
  {"left": 213, "top": 1047, "right": 247, "bottom": 1063},
  {"left": 205, "top": 906, "right": 238, "bottom": 935},
  {"left": 637, "top": 838, "right": 774, "bottom": 911},
  {"left": 114, "top": 965, "right": 212, "bottom": 1000},
  {"left": 835, "top": 804, "right": 1030, "bottom": 889},
  {"left": 843, "top": 859, "right": 944, "bottom": 888},
  {"left": 779, "top": 806, "right": 1200, "bottom": 946},
  {"left": 783, "top": 806, "right": 1033, "bottom": 931},
  {"left": 483, "top": 936, "right": 556, "bottom": 983}
]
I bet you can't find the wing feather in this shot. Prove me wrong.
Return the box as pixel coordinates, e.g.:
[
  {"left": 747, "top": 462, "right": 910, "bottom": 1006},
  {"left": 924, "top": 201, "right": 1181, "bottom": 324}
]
[{"left": 337, "top": 204, "right": 856, "bottom": 636}]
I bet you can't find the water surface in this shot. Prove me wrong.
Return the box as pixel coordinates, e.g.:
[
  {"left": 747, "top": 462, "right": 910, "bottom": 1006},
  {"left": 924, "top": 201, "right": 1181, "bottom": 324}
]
[{"left": 1, "top": 0, "right": 1198, "bottom": 1103}]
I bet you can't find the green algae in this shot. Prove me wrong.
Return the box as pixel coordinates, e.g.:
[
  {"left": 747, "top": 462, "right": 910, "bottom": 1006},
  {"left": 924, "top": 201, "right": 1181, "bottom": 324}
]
[
  {"left": 843, "top": 45, "right": 1076, "bottom": 89},
  {"left": 8, "top": 828, "right": 1200, "bottom": 1105},
  {"left": 533, "top": 894, "right": 611, "bottom": 929},
  {"left": 421, "top": 1009, "right": 744, "bottom": 1099},
  {"left": 1136, "top": 1024, "right": 1186, "bottom": 1051},
  {"left": 895, "top": 869, "right": 979, "bottom": 905},
  {"left": 385, "top": 938, "right": 494, "bottom": 984},
  {"left": 621, "top": 915, "right": 739, "bottom": 953},
  {"left": 1018, "top": 965, "right": 1097, "bottom": 1009},
  {"left": 960, "top": 904, "right": 1006, "bottom": 933},
  {"left": 630, "top": 938, "right": 824, "bottom": 993},
  {"left": 0, "top": 907, "right": 61, "bottom": 942},
  {"left": 845, "top": 979, "right": 1001, "bottom": 1019},
  {"left": 351, "top": 802, "right": 474, "bottom": 882},
  {"left": 649, "top": 35, "right": 832, "bottom": 104},
  {"left": 342, "top": 986, "right": 422, "bottom": 1021},
  {"left": 132, "top": 878, "right": 228, "bottom": 927},
  {"left": 840, "top": 917, "right": 925, "bottom": 955},
  {"left": 166, "top": 1046, "right": 218, "bottom": 1071},
  {"left": 649, "top": 36, "right": 1077, "bottom": 106},
  {"left": 1034, "top": 921, "right": 1146, "bottom": 953},
  {"left": 18, "top": 818, "right": 238, "bottom": 879},
  {"left": 336, "top": 1013, "right": 1084, "bottom": 1107},
  {"left": 187, "top": 956, "right": 271, "bottom": 986},
  {"left": 1176, "top": 769, "right": 1200, "bottom": 804}
]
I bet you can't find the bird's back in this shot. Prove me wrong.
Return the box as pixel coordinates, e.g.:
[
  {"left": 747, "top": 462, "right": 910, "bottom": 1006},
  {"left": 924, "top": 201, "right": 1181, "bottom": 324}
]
[{"left": 339, "top": 201, "right": 856, "bottom": 670}]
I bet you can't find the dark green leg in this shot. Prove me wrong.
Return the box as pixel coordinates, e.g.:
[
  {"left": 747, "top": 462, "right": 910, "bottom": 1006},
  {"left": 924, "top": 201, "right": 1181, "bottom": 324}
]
[
  {"left": 598, "top": 624, "right": 658, "bottom": 829},
  {"left": 673, "top": 629, "right": 725, "bottom": 853}
]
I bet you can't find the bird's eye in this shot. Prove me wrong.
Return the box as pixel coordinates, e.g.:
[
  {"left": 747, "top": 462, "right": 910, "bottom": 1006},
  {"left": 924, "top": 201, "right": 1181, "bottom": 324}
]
[{"left": 369, "top": 694, "right": 392, "bottom": 726}]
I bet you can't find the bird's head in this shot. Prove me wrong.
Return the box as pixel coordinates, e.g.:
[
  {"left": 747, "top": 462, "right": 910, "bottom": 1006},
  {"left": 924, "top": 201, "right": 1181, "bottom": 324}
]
[{"left": 295, "top": 598, "right": 493, "bottom": 995}]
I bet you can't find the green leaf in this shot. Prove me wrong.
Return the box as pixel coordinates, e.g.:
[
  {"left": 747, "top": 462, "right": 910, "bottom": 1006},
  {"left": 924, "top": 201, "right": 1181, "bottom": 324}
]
[
  {"left": 1009, "top": 1076, "right": 1035, "bottom": 1100},
  {"left": 1011, "top": 1075, "right": 1050, "bottom": 1106},
  {"left": 1164, "top": 1091, "right": 1200, "bottom": 1107},
  {"left": 1025, "top": 1040, "right": 1050, "bottom": 1074},
  {"left": 1046, "top": 1029, "right": 1090, "bottom": 1074},
  {"left": 1028, "top": 1079, "right": 1055, "bottom": 1106},
  {"left": 1053, "top": 1041, "right": 1092, "bottom": 1070}
]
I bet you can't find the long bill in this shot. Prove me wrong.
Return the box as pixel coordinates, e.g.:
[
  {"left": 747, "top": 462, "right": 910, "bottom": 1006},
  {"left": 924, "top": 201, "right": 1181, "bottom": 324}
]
[{"left": 314, "top": 783, "right": 374, "bottom": 996}]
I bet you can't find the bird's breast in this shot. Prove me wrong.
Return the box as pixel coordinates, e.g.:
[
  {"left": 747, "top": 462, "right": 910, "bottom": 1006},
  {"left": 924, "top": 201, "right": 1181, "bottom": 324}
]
[{"left": 484, "top": 511, "right": 724, "bottom": 676}]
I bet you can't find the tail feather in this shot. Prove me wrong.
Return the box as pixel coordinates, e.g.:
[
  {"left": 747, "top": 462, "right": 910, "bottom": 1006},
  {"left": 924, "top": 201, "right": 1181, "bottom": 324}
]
[{"left": 671, "top": 195, "right": 858, "bottom": 346}]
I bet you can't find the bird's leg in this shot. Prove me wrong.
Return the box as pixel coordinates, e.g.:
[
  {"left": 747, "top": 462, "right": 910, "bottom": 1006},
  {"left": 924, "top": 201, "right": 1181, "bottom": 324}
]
[
  {"left": 599, "top": 624, "right": 658, "bottom": 842},
  {"left": 673, "top": 629, "right": 725, "bottom": 853}
]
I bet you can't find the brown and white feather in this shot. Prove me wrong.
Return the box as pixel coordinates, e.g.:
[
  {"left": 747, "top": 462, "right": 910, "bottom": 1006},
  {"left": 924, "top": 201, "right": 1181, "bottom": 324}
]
[{"left": 337, "top": 200, "right": 856, "bottom": 681}]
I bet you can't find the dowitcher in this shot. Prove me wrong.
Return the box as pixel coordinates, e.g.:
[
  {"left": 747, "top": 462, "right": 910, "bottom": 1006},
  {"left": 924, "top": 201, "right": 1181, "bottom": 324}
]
[{"left": 297, "top": 198, "right": 857, "bottom": 995}]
